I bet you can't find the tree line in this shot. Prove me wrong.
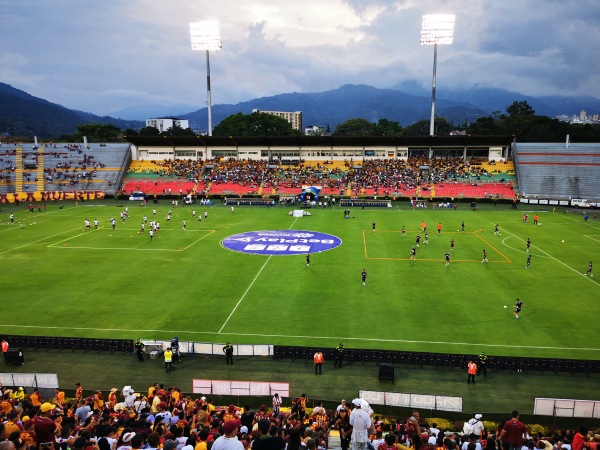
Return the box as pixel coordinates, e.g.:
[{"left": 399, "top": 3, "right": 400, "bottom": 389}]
[{"left": 45, "top": 101, "right": 600, "bottom": 142}]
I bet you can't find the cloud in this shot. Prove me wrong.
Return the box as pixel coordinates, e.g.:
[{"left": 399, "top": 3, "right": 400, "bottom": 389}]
[{"left": 0, "top": 0, "right": 598, "bottom": 115}]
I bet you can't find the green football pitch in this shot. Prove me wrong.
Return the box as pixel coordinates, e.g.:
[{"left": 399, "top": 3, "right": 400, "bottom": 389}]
[{"left": 1, "top": 200, "right": 598, "bottom": 361}]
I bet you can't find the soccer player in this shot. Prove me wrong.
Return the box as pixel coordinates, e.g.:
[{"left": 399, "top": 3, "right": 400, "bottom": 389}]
[
  {"left": 445, "top": 252, "right": 450, "bottom": 266},
  {"left": 361, "top": 269, "right": 367, "bottom": 286},
  {"left": 415, "top": 234, "right": 421, "bottom": 247},
  {"left": 514, "top": 298, "right": 525, "bottom": 319},
  {"left": 526, "top": 238, "right": 531, "bottom": 253},
  {"left": 204, "top": 211, "right": 208, "bottom": 220},
  {"left": 149, "top": 229, "right": 154, "bottom": 241},
  {"left": 231, "top": 206, "right": 235, "bottom": 214},
  {"left": 140, "top": 223, "right": 145, "bottom": 233},
  {"left": 424, "top": 231, "right": 429, "bottom": 245},
  {"left": 401, "top": 226, "right": 406, "bottom": 237},
  {"left": 409, "top": 246, "right": 416, "bottom": 260},
  {"left": 10, "top": 213, "right": 14, "bottom": 223},
  {"left": 372, "top": 221, "right": 376, "bottom": 232},
  {"left": 111, "top": 218, "right": 116, "bottom": 230},
  {"left": 482, "top": 249, "right": 488, "bottom": 263},
  {"left": 420, "top": 220, "right": 426, "bottom": 231},
  {"left": 306, "top": 253, "right": 310, "bottom": 267},
  {"left": 93, "top": 219, "right": 99, "bottom": 229},
  {"left": 437, "top": 222, "right": 442, "bottom": 235},
  {"left": 450, "top": 239, "right": 455, "bottom": 251},
  {"left": 192, "top": 210, "right": 196, "bottom": 217},
  {"left": 526, "top": 254, "right": 532, "bottom": 269},
  {"left": 461, "top": 221, "right": 465, "bottom": 232},
  {"left": 167, "top": 212, "right": 171, "bottom": 222},
  {"left": 494, "top": 224, "right": 499, "bottom": 235},
  {"left": 182, "top": 219, "right": 187, "bottom": 230},
  {"left": 143, "top": 215, "right": 147, "bottom": 223},
  {"left": 153, "top": 209, "right": 157, "bottom": 216},
  {"left": 85, "top": 219, "right": 90, "bottom": 230},
  {"left": 585, "top": 261, "right": 593, "bottom": 277},
  {"left": 533, "top": 214, "right": 539, "bottom": 225}
]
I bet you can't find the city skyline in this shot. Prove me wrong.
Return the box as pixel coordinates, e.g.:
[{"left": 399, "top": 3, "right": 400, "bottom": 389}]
[{"left": 1, "top": 0, "right": 599, "bottom": 117}]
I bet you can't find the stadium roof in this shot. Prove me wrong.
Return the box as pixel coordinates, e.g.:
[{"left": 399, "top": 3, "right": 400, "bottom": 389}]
[{"left": 126, "top": 135, "right": 515, "bottom": 148}]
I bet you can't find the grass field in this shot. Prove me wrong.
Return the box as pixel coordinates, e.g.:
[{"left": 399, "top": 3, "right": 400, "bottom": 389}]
[{"left": 1, "top": 200, "right": 599, "bottom": 361}]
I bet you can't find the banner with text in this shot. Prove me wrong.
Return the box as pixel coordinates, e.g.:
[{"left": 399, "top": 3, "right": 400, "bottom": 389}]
[{"left": 193, "top": 379, "right": 289, "bottom": 398}]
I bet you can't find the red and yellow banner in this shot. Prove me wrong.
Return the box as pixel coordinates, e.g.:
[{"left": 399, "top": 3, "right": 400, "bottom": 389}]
[{"left": 0, "top": 191, "right": 105, "bottom": 203}]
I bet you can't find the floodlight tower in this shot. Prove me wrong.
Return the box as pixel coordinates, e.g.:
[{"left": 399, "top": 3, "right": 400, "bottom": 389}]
[
  {"left": 420, "top": 14, "right": 455, "bottom": 136},
  {"left": 189, "top": 20, "right": 222, "bottom": 136}
]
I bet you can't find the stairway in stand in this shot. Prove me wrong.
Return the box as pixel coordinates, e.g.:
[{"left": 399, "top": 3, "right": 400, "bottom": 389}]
[
  {"left": 36, "top": 148, "right": 45, "bottom": 191},
  {"left": 15, "top": 146, "right": 23, "bottom": 193},
  {"left": 346, "top": 181, "right": 353, "bottom": 197}
]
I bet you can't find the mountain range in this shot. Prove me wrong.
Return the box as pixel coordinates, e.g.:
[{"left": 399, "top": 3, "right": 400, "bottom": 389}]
[{"left": 1, "top": 81, "right": 599, "bottom": 138}]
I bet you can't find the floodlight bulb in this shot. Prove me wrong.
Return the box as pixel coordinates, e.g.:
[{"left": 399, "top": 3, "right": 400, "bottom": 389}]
[
  {"left": 420, "top": 14, "right": 455, "bottom": 45},
  {"left": 190, "top": 20, "right": 222, "bottom": 51}
]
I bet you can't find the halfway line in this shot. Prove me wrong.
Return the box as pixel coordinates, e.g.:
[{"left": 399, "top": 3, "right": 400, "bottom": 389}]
[
  {"left": 218, "top": 216, "right": 301, "bottom": 333},
  {"left": 218, "top": 256, "right": 272, "bottom": 333}
]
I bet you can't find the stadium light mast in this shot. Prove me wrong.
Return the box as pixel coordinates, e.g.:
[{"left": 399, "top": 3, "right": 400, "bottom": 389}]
[
  {"left": 420, "top": 14, "right": 455, "bottom": 137},
  {"left": 189, "top": 20, "right": 222, "bottom": 137}
]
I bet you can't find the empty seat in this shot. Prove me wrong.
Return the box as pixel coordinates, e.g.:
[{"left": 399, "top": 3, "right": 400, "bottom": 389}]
[
  {"left": 406, "top": 352, "right": 422, "bottom": 366},
  {"left": 434, "top": 354, "right": 450, "bottom": 368}
]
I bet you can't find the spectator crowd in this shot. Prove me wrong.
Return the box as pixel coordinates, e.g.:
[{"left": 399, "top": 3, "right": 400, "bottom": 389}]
[{"left": 0, "top": 383, "right": 597, "bottom": 450}]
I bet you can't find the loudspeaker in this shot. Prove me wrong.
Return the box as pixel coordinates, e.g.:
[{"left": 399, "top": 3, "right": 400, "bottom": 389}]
[
  {"left": 379, "top": 363, "right": 394, "bottom": 382},
  {"left": 5, "top": 349, "right": 24, "bottom": 366}
]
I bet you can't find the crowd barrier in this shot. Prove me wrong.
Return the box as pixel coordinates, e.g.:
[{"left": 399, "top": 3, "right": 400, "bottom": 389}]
[
  {"left": 0, "top": 335, "right": 271, "bottom": 357},
  {"left": 0, "top": 335, "right": 133, "bottom": 353},
  {"left": 3, "top": 334, "right": 598, "bottom": 376},
  {"left": 141, "top": 340, "right": 272, "bottom": 357},
  {"left": 272, "top": 345, "right": 600, "bottom": 375}
]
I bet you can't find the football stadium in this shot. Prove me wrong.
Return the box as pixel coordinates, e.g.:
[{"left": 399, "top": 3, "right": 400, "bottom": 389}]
[{"left": 1, "top": 136, "right": 599, "bottom": 430}]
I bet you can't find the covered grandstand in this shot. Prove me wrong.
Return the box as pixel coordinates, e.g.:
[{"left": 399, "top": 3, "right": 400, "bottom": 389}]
[
  {"left": 3, "top": 136, "right": 599, "bottom": 205},
  {"left": 123, "top": 135, "right": 517, "bottom": 201}
]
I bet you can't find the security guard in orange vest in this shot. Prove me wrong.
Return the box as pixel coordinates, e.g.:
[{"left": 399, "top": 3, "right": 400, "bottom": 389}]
[
  {"left": 1, "top": 339, "right": 8, "bottom": 361},
  {"left": 314, "top": 350, "right": 324, "bottom": 375},
  {"left": 467, "top": 358, "right": 478, "bottom": 384}
]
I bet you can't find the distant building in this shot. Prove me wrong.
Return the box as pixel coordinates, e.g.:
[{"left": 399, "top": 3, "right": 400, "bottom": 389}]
[
  {"left": 579, "top": 110, "right": 587, "bottom": 121},
  {"left": 252, "top": 109, "right": 303, "bottom": 131},
  {"left": 304, "top": 125, "right": 323, "bottom": 136},
  {"left": 146, "top": 118, "right": 190, "bottom": 133}
]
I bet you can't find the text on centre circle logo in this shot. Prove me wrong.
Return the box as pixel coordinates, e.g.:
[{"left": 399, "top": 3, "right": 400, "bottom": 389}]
[{"left": 221, "top": 230, "right": 342, "bottom": 255}]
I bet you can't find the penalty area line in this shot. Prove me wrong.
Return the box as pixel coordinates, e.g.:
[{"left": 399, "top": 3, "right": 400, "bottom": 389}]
[{"left": 0, "top": 228, "right": 83, "bottom": 256}]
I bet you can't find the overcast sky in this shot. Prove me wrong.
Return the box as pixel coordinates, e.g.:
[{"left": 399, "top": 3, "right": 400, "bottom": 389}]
[{"left": 1, "top": 0, "right": 599, "bottom": 116}]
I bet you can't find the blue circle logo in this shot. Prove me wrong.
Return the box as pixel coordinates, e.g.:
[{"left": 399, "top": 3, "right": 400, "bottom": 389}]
[{"left": 221, "top": 230, "right": 342, "bottom": 255}]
